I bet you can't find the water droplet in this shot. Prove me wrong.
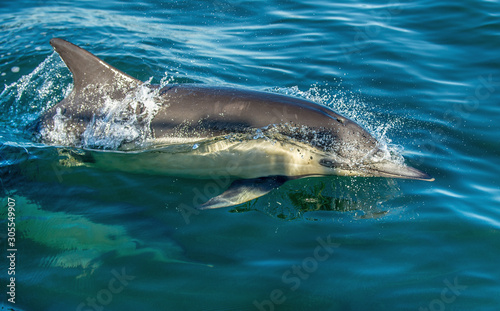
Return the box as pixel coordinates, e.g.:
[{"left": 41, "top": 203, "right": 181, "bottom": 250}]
[
  {"left": 11, "top": 66, "right": 20, "bottom": 73},
  {"left": 253, "top": 129, "right": 265, "bottom": 139},
  {"left": 192, "top": 144, "right": 199, "bottom": 150}
]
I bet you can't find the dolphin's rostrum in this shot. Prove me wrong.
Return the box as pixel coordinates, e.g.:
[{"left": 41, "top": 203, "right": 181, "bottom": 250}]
[{"left": 33, "top": 38, "right": 433, "bottom": 208}]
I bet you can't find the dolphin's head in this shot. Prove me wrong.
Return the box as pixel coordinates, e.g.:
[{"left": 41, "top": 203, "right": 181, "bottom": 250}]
[{"left": 316, "top": 117, "right": 434, "bottom": 181}]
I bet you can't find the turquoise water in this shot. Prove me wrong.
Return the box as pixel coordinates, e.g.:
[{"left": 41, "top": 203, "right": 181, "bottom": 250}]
[{"left": 1, "top": 0, "right": 500, "bottom": 310}]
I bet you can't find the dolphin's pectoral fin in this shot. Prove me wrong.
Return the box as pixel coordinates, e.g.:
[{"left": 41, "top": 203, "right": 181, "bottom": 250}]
[{"left": 199, "top": 176, "right": 292, "bottom": 209}]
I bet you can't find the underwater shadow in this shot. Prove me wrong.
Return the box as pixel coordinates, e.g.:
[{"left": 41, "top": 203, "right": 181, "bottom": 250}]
[{"left": 229, "top": 176, "right": 402, "bottom": 221}]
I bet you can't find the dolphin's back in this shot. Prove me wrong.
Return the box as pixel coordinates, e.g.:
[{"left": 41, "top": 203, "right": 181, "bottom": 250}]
[
  {"left": 151, "top": 84, "right": 378, "bottom": 155},
  {"left": 40, "top": 38, "right": 376, "bottom": 156}
]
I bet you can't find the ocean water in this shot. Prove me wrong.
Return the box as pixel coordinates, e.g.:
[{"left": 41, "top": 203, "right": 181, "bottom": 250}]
[{"left": 1, "top": 0, "right": 500, "bottom": 310}]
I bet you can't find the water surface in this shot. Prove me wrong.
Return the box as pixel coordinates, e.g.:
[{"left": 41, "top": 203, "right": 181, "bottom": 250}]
[{"left": 1, "top": 0, "right": 499, "bottom": 310}]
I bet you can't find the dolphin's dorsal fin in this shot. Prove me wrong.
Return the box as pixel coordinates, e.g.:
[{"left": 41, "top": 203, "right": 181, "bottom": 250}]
[{"left": 50, "top": 38, "right": 141, "bottom": 93}]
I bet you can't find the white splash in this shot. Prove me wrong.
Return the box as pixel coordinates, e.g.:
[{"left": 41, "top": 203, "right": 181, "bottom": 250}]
[
  {"left": 39, "top": 107, "right": 76, "bottom": 146},
  {"left": 82, "top": 84, "right": 162, "bottom": 150},
  {"left": 0, "top": 52, "right": 71, "bottom": 132},
  {"left": 253, "top": 128, "right": 265, "bottom": 139}
]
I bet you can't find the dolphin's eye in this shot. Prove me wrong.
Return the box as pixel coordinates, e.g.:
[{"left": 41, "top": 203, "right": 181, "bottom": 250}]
[{"left": 319, "top": 158, "right": 337, "bottom": 168}]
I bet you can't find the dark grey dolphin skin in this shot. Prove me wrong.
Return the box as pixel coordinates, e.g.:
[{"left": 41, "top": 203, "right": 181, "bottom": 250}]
[{"left": 33, "top": 38, "right": 433, "bottom": 208}]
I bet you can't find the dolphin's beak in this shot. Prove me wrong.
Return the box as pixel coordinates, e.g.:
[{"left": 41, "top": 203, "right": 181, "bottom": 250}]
[{"left": 362, "top": 161, "right": 434, "bottom": 181}]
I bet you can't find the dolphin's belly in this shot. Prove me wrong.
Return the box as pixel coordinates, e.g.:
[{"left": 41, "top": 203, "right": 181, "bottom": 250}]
[{"left": 84, "top": 138, "right": 331, "bottom": 179}]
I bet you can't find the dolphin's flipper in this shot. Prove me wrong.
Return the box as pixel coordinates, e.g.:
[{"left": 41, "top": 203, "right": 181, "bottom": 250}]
[
  {"left": 50, "top": 38, "right": 140, "bottom": 96},
  {"left": 200, "top": 176, "right": 293, "bottom": 209}
]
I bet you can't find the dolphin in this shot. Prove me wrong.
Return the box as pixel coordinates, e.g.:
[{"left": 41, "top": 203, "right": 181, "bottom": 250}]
[
  {"left": 1, "top": 196, "right": 200, "bottom": 277},
  {"left": 33, "top": 38, "right": 433, "bottom": 208}
]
